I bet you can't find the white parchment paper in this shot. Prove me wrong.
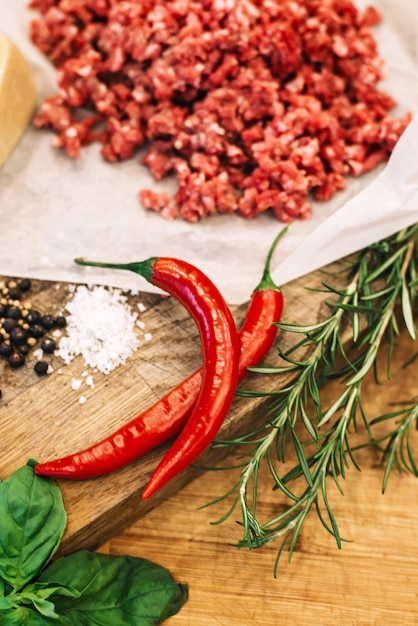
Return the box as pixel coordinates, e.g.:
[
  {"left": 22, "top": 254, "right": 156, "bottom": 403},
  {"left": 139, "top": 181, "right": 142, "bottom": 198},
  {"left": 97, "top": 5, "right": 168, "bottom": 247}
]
[{"left": 1, "top": 0, "right": 418, "bottom": 304}]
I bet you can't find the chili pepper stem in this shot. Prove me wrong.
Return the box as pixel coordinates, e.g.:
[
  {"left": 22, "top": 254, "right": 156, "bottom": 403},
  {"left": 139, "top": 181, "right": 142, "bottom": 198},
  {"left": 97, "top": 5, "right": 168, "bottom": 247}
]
[
  {"left": 75, "top": 257, "right": 158, "bottom": 283},
  {"left": 255, "top": 226, "right": 288, "bottom": 292}
]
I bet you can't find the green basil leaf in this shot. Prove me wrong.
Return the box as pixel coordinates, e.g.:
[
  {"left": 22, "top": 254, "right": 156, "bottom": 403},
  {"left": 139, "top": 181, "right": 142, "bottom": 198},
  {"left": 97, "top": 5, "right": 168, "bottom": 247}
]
[
  {"left": 39, "top": 550, "right": 188, "bottom": 625},
  {"left": 16, "top": 591, "right": 58, "bottom": 618},
  {"left": 12, "top": 582, "right": 80, "bottom": 619},
  {"left": 19, "top": 581, "right": 81, "bottom": 602},
  {"left": 0, "top": 461, "right": 66, "bottom": 591}
]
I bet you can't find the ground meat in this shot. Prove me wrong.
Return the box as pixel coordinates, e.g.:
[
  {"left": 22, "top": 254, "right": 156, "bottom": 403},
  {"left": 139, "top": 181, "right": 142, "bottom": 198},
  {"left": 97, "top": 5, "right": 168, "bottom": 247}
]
[{"left": 29, "top": 0, "right": 412, "bottom": 222}]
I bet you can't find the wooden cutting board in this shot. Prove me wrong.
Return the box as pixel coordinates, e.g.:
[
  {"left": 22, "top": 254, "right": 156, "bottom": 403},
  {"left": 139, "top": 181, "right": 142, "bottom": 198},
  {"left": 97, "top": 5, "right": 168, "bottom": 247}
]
[{"left": 0, "top": 261, "right": 350, "bottom": 556}]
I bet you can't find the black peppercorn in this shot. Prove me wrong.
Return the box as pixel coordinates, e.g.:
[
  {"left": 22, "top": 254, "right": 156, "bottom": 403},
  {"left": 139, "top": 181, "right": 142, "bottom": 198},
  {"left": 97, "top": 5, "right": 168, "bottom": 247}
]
[
  {"left": 25, "top": 309, "right": 41, "bottom": 325},
  {"left": 40, "top": 337, "right": 56, "bottom": 354},
  {"left": 6, "top": 306, "right": 21, "bottom": 320},
  {"left": 8, "top": 351, "right": 25, "bottom": 368},
  {"left": 10, "top": 327, "right": 28, "bottom": 346},
  {"left": 40, "top": 314, "right": 56, "bottom": 329},
  {"left": 29, "top": 324, "right": 45, "bottom": 339},
  {"left": 7, "top": 287, "right": 21, "bottom": 300},
  {"left": 0, "top": 342, "right": 13, "bottom": 357},
  {"left": 34, "top": 360, "right": 49, "bottom": 376},
  {"left": 0, "top": 277, "right": 70, "bottom": 375},
  {"left": 18, "top": 278, "right": 31, "bottom": 292},
  {"left": 55, "top": 315, "right": 67, "bottom": 328},
  {"left": 2, "top": 318, "right": 18, "bottom": 333}
]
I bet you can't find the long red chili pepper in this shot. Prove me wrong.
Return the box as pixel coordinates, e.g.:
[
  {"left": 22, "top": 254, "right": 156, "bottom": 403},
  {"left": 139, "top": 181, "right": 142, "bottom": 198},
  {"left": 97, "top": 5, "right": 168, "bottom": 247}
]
[
  {"left": 37, "top": 254, "right": 240, "bottom": 494},
  {"left": 34, "top": 228, "right": 286, "bottom": 487}
]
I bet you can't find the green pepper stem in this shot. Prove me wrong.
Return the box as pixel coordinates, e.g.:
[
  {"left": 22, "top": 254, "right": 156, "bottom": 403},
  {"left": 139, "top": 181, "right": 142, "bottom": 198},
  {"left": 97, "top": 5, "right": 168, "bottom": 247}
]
[
  {"left": 255, "top": 226, "right": 288, "bottom": 292},
  {"left": 74, "top": 257, "right": 158, "bottom": 284}
]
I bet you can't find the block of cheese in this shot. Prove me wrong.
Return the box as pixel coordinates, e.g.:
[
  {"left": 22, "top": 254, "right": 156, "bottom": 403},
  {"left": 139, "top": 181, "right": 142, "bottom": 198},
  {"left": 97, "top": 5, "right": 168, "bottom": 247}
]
[{"left": 0, "top": 33, "right": 37, "bottom": 168}]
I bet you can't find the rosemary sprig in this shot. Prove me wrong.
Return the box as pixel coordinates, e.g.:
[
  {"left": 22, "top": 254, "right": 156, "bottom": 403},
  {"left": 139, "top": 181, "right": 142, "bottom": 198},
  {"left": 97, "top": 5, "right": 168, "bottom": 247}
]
[
  {"left": 204, "top": 224, "right": 417, "bottom": 575},
  {"left": 368, "top": 398, "right": 418, "bottom": 493}
]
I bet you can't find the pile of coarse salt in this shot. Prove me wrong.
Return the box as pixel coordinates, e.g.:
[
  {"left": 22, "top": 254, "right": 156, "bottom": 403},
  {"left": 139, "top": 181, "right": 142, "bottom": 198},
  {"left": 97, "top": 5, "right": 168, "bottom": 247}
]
[{"left": 55, "top": 285, "right": 147, "bottom": 398}]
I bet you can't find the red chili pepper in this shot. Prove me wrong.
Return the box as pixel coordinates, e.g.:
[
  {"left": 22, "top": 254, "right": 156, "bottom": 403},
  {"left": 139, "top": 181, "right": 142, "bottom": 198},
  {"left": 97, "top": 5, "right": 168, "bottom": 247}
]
[
  {"left": 34, "top": 229, "right": 286, "bottom": 487},
  {"left": 141, "top": 228, "right": 286, "bottom": 500},
  {"left": 36, "top": 253, "right": 240, "bottom": 494}
]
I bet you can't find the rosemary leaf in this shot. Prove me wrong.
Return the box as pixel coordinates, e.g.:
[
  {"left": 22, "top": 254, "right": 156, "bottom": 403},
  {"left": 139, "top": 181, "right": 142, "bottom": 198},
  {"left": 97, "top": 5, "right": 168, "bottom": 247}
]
[{"left": 205, "top": 223, "right": 418, "bottom": 572}]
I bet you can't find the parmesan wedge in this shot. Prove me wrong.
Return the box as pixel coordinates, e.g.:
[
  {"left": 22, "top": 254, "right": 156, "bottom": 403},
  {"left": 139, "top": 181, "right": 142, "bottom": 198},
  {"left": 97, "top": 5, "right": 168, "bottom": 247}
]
[{"left": 0, "top": 33, "right": 37, "bottom": 168}]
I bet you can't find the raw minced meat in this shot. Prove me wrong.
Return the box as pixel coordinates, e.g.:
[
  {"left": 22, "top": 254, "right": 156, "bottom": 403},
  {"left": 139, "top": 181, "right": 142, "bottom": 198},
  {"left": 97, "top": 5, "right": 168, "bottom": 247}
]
[{"left": 29, "top": 0, "right": 412, "bottom": 222}]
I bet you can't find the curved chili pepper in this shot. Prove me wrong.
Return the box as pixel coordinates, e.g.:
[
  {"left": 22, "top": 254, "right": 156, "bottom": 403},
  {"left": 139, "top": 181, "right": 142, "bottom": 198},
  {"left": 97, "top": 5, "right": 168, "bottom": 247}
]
[
  {"left": 37, "top": 254, "right": 240, "bottom": 495},
  {"left": 141, "top": 229, "right": 286, "bottom": 500},
  {"left": 34, "top": 228, "right": 286, "bottom": 486}
]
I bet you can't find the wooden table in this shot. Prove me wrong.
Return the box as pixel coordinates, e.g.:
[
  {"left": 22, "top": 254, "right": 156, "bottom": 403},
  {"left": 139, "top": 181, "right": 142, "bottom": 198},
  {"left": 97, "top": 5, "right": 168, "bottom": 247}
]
[{"left": 108, "top": 327, "right": 418, "bottom": 626}]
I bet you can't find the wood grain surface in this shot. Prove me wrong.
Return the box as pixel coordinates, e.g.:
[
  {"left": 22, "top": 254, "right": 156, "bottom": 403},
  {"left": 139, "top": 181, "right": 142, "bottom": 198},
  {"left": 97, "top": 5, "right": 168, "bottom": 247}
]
[{"left": 108, "top": 327, "right": 418, "bottom": 626}]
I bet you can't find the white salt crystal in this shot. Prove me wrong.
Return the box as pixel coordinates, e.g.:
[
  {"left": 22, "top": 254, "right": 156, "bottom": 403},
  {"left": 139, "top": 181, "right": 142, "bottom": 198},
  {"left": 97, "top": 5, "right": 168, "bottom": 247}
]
[
  {"left": 55, "top": 285, "right": 140, "bottom": 375},
  {"left": 71, "top": 378, "right": 82, "bottom": 390},
  {"left": 79, "top": 395, "right": 87, "bottom": 404},
  {"left": 144, "top": 332, "right": 152, "bottom": 342}
]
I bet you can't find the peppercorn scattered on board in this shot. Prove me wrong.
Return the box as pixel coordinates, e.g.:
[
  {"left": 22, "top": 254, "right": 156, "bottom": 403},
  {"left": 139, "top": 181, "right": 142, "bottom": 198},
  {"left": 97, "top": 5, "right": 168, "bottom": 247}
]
[
  {"left": 0, "top": 263, "right": 356, "bottom": 555},
  {"left": 0, "top": 33, "right": 37, "bottom": 168}
]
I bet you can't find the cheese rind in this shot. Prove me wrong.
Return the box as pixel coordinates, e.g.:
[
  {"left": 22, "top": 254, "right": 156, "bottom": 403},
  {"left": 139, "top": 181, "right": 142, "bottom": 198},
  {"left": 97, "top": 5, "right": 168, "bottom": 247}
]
[{"left": 0, "top": 33, "right": 37, "bottom": 168}]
